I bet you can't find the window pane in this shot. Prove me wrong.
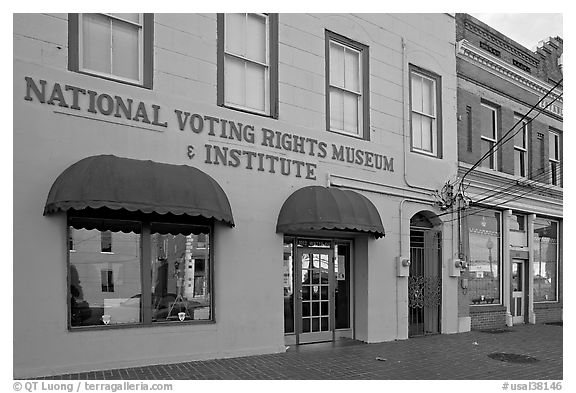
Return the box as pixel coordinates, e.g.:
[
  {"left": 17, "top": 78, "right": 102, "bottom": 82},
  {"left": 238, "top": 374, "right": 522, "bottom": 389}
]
[
  {"left": 344, "top": 48, "right": 360, "bottom": 92},
  {"left": 480, "top": 105, "right": 496, "bottom": 139},
  {"left": 467, "top": 211, "right": 501, "bottom": 305},
  {"left": 514, "top": 122, "right": 526, "bottom": 147},
  {"left": 412, "top": 113, "right": 423, "bottom": 149},
  {"left": 533, "top": 220, "right": 558, "bottom": 301},
  {"left": 245, "top": 62, "right": 266, "bottom": 112},
  {"left": 82, "top": 13, "right": 111, "bottom": 74},
  {"left": 246, "top": 14, "right": 267, "bottom": 63},
  {"left": 225, "top": 13, "right": 246, "bottom": 56},
  {"left": 420, "top": 116, "right": 433, "bottom": 152},
  {"left": 481, "top": 139, "right": 495, "bottom": 169},
  {"left": 514, "top": 150, "right": 522, "bottom": 176},
  {"left": 343, "top": 92, "right": 359, "bottom": 135},
  {"left": 69, "top": 219, "right": 141, "bottom": 327},
  {"left": 549, "top": 133, "right": 559, "bottom": 160},
  {"left": 224, "top": 56, "right": 245, "bottom": 107},
  {"left": 329, "top": 42, "right": 345, "bottom": 88},
  {"left": 330, "top": 88, "right": 344, "bottom": 131},
  {"left": 109, "top": 13, "right": 140, "bottom": 24},
  {"left": 550, "top": 161, "right": 559, "bottom": 186},
  {"left": 411, "top": 73, "right": 423, "bottom": 113},
  {"left": 112, "top": 20, "right": 139, "bottom": 81},
  {"left": 150, "top": 224, "right": 211, "bottom": 322},
  {"left": 422, "top": 77, "right": 435, "bottom": 116}
]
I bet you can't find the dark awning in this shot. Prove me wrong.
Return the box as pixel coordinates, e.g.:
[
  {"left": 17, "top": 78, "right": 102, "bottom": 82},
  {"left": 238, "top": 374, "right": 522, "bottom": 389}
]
[
  {"left": 44, "top": 155, "right": 234, "bottom": 226},
  {"left": 276, "top": 186, "right": 385, "bottom": 238}
]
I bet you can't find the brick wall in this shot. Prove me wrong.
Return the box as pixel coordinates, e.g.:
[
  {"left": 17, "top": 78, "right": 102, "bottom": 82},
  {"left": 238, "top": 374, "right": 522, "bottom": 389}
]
[
  {"left": 456, "top": 89, "right": 481, "bottom": 165},
  {"left": 534, "top": 304, "right": 562, "bottom": 323},
  {"left": 470, "top": 306, "right": 507, "bottom": 330}
]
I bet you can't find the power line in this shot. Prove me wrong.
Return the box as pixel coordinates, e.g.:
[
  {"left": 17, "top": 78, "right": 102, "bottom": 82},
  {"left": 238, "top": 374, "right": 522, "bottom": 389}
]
[
  {"left": 473, "top": 164, "right": 562, "bottom": 206},
  {"left": 459, "top": 78, "right": 563, "bottom": 187},
  {"left": 464, "top": 162, "right": 560, "bottom": 203},
  {"left": 443, "top": 171, "right": 563, "bottom": 224},
  {"left": 434, "top": 162, "right": 562, "bottom": 221}
]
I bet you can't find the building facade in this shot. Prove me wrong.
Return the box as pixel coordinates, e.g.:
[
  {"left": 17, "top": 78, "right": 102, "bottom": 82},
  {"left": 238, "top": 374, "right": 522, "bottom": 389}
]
[
  {"left": 13, "top": 13, "right": 460, "bottom": 378},
  {"left": 455, "top": 14, "right": 563, "bottom": 331}
]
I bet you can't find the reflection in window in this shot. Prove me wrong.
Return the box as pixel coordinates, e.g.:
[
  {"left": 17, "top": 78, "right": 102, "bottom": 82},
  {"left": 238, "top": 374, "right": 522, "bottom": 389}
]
[
  {"left": 68, "top": 217, "right": 213, "bottom": 328},
  {"left": 283, "top": 238, "right": 294, "bottom": 334},
  {"left": 533, "top": 218, "right": 558, "bottom": 302},
  {"left": 150, "top": 224, "right": 211, "bottom": 322},
  {"left": 467, "top": 210, "right": 501, "bottom": 305},
  {"left": 68, "top": 219, "right": 141, "bottom": 327},
  {"left": 101, "top": 230, "right": 112, "bottom": 252}
]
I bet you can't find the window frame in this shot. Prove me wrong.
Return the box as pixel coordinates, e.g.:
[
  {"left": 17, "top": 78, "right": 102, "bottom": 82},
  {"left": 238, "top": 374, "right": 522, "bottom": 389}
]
[
  {"left": 66, "top": 210, "right": 215, "bottom": 330},
  {"left": 465, "top": 209, "right": 503, "bottom": 307},
  {"left": 68, "top": 13, "right": 154, "bottom": 89},
  {"left": 325, "top": 30, "right": 370, "bottom": 141},
  {"left": 409, "top": 65, "right": 443, "bottom": 158},
  {"left": 549, "top": 129, "right": 561, "bottom": 187},
  {"left": 217, "top": 13, "right": 279, "bottom": 118},
  {"left": 513, "top": 115, "right": 529, "bottom": 178},
  {"left": 480, "top": 102, "right": 499, "bottom": 170}
]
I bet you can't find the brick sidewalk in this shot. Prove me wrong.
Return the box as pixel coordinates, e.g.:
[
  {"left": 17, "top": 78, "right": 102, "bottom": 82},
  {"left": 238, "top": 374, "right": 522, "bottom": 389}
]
[{"left": 36, "top": 324, "right": 562, "bottom": 380}]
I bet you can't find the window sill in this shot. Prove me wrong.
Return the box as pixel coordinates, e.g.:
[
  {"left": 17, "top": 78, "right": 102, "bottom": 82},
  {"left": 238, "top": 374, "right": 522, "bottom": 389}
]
[
  {"left": 411, "top": 148, "right": 439, "bottom": 159},
  {"left": 221, "top": 103, "right": 273, "bottom": 119},
  {"left": 328, "top": 128, "right": 367, "bottom": 141},
  {"left": 534, "top": 301, "right": 561, "bottom": 308},
  {"left": 470, "top": 304, "right": 506, "bottom": 313},
  {"left": 73, "top": 69, "right": 150, "bottom": 90},
  {"left": 68, "top": 319, "right": 216, "bottom": 332}
]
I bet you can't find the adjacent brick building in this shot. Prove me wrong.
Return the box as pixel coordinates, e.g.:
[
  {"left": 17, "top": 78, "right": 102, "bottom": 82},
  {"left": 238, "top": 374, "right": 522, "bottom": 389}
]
[{"left": 455, "top": 14, "right": 562, "bottom": 330}]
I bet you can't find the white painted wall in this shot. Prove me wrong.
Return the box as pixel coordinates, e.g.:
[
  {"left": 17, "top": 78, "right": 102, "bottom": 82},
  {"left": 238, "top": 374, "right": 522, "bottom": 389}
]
[{"left": 13, "top": 13, "right": 458, "bottom": 378}]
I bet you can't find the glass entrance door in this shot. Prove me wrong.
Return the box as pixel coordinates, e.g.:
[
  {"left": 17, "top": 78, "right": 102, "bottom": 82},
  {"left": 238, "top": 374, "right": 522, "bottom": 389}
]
[
  {"left": 511, "top": 259, "right": 525, "bottom": 324},
  {"left": 296, "top": 247, "right": 335, "bottom": 344}
]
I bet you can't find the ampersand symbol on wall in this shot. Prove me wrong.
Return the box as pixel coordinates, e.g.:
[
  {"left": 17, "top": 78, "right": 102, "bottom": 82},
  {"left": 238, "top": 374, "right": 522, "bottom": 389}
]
[{"left": 187, "top": 145, "right": 195, "bottom": 159}]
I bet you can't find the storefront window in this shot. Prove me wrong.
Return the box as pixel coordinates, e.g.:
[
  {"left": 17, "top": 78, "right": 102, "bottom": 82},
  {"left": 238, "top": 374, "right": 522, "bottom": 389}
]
[
  {"left": 533, "top": 218, "right": 558, "bottom": 302},
  {"left": 69, "top": 218, "right": 141, "bottom": 327},
  {"left": 68, "top": 217, "right": 213, "bottom": 328},
  {"left": 467, "top": 210, "right": 501, "bottom": 305}
]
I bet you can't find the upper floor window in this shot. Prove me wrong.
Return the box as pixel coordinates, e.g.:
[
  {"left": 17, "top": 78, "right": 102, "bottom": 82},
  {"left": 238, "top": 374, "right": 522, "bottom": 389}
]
[
  {"left": 549, "top": 130, "right": 561, "bottom": 186},
  {"left": 326, "top": 31, "right": 370, "bottom": 140},
  {"left": 480, "top": 103, "right": 498, "bottom": 170},
  {"left": 68, "top": 14, "right": 154, "bottom": 88},
  {"left": 410, "top": 66, "right": 441, "bottom": 157},
  {"left": 218, "top": 13, "right": 278, "bottom": 118},
  {"left": 513, "top": 116, "right": 529, "bottom": 177}
]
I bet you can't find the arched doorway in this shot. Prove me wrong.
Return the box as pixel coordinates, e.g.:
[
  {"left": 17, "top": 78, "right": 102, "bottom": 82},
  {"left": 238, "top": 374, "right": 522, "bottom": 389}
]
[{"left": 408, "top": 211, "right": 442, "bottom": 337}]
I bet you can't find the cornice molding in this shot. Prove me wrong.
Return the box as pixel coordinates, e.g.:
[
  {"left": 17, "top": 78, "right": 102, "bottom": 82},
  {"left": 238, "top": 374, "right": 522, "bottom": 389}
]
[
  {"left": 458, "top": 163, "right": 563, "bottom": 217},
  {"left": 464, "top": 20, "right": 539, "bottom": 67},
  {"left": 457, "top": 40, "right": 563, "bottom": 118}
]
